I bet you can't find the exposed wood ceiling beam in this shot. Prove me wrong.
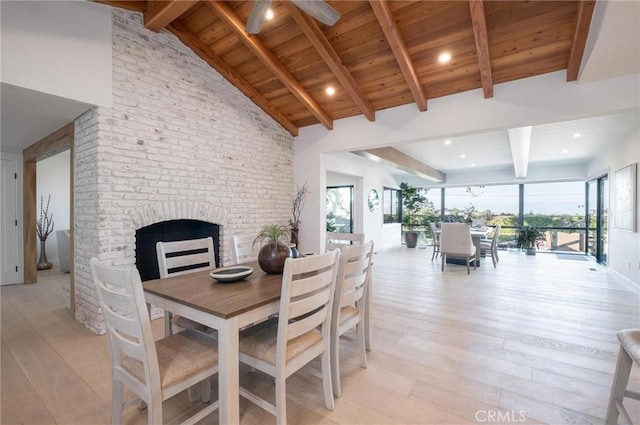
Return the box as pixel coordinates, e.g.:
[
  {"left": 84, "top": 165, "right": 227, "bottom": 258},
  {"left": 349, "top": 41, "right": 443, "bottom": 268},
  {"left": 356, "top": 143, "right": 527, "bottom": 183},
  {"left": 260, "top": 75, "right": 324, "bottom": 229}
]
[
  {"left": 469, "top": 0, "right": 493, "bottom": 99},
  {"left": 93, "top": 1, "right": 147, "bottom": 13},
  {"left": 282, "top": 1, "right": 375, "bottom": 122},
  {"left": 352, "top": 147, "right": 445, "bottom": 182},
  {"left": 369, "top": 0, "right": 427, "bottom": 112},
  {"left": 567, "top": 0, "right": 596, "bottom": 82},
  {"left": 207, "top": 0, "right": 333, "bottom": 130},
  {"left": 144, "top": 0, "right": 198, "bottom": 32},
  {"left": 168, "top": 21, "right": 299, "bottom": 136}
]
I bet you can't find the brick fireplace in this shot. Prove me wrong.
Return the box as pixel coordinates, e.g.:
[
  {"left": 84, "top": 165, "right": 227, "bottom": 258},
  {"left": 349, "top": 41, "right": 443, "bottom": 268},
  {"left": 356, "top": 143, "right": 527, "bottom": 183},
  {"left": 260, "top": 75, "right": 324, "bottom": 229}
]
[{"left": 71, "top": 9, "right": 294, "bottom": 334}]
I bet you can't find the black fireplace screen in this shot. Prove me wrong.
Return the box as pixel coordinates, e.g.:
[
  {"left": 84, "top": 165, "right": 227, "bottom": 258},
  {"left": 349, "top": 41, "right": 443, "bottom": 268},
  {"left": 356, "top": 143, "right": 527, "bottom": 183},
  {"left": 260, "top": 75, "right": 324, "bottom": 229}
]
[{"left": 135, "top": 219, "right": 220, "bottom": 281}]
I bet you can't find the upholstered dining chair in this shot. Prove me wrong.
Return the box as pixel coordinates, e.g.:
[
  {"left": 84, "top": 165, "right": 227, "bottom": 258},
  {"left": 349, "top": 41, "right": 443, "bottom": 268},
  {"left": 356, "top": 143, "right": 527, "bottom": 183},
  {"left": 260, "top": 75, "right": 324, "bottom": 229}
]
[
  {"left": 90, "top": 258, "right": 219, "bottom": 425},
  {"left": 605, "top": 329, "right": 640, "bottom": 425},
  {"left": 429, "top": 222, "right": 441, "bottom": 262},
  {"left": 440, "top": 223, "right": 476, "bottom": 274},
  {"left": 331, "top": 240, "right": 374, "bottom": 397},
  {"left": 479, "top": 224, "right": 501, "bottom": 268},
  {"left": 232, "top": 233, "right": 261, "bottom": 264},
  {"left": 326, "top": 231, "right": 365, "bottom": 250},
  {"left": 238, "top": 250, "right": 340, "bottom": 425},
  {"left": 156, "top": 237, "right": 215, "bottom": 336}
]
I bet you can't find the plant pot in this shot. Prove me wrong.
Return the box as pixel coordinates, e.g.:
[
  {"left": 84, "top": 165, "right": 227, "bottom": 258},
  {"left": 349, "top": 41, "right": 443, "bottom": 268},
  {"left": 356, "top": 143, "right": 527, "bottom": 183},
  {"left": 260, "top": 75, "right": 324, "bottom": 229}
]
[
  {"left": 526, "top": 248, "right": 536, "bottom": 255},
  {"left": 37, "top": 240, "right": 53, "bottom": 270},
  {"left": 258, "top": 243, "right": 292, "bottom": 274},
  {"left": 405, "top": 232, "right": 418, "bottom": 249}
]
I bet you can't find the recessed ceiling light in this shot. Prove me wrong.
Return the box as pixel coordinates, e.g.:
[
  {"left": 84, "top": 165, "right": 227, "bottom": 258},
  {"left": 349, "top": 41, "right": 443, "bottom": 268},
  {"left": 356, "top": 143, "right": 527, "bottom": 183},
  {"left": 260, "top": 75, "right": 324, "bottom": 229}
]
[
  {"left": 572, "top": 132, "right": 581, "bottom": 138},
  {"left": 444, "top": 139, "right": 452, "bottom": 145},
  {"left": 325, "top": 86, "right": 335, "bottom": 96},
  {"left": 438, "top": 52, "right": 452, "bottom": 63},
  {"left": 460, "top": 154, "right": 466, "bottom": 159},
  {"left": 265, "top": 8, "right": 274, "bottom": 20},
  {"left": 562, "top": 149, "right": 569, "bottom": 154},
  {"left": 470, "top": 163, "right": 476, "bottom": 167}
]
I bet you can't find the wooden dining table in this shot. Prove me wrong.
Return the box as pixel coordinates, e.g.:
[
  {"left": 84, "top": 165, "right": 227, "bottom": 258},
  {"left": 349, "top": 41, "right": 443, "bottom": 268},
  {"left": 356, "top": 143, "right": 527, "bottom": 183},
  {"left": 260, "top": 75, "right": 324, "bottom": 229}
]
[
  {"left": 143, "top": 261, "right": 283, "bottom": 424},
  {"left": 143, "top": 259, "right": 374, "bottom": 424}
]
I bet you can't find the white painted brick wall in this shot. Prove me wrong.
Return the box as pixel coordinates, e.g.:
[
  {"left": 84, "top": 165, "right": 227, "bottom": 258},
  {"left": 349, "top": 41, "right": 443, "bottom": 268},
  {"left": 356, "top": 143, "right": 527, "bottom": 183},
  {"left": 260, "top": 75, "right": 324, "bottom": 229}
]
[{"left": 74, "top": 9, "right": 294, "bottom": 334}]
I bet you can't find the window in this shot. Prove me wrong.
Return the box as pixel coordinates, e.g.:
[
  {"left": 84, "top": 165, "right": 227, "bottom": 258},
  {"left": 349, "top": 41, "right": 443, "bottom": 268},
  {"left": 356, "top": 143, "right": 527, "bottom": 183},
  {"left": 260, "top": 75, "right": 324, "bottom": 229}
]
[
  {"left": 383, "top": 187, "right": 401, "bottom": 223},
  {"left": 523, "top": 181, "right": 586, "bottom": 252},
  {"left": 326, "top": 186, "right": 353, "bottom": 233}
]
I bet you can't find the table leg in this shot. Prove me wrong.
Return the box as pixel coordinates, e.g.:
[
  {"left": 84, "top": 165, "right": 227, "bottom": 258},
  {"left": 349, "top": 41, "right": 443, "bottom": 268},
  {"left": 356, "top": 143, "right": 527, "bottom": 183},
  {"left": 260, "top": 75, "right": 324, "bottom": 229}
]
[{"left": 218, "top": 317, "right": 240, "bottom": 425}]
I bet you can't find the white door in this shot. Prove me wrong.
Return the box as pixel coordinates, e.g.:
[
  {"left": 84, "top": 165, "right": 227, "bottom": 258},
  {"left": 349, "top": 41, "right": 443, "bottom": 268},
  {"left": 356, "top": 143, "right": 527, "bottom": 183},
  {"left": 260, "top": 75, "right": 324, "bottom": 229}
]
[{"left": 1, "top": 158, "right": 19, "bottom": 285}]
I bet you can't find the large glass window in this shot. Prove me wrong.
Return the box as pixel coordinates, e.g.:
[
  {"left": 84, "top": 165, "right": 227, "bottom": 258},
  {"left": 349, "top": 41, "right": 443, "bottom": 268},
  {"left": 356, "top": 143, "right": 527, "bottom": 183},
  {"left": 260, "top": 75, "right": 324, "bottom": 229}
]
[
  {"left": 326, "top": 186, "right": 353, "bottom": 233},
  {"left": 523, "top": 181, "right": 586, "bottom": 252},
  {"left": 383, "top": 187, "right": 401, "bottom": 223}
]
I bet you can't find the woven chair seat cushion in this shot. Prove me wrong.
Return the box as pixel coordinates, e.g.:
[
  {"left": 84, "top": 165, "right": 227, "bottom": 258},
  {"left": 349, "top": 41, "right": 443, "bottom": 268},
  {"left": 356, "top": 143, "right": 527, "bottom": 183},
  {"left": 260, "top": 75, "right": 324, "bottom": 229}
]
[
  {"left": 617, "top": 329, "right": 640, "bottom": 364},
  {"left": 340, "top": 305, "right": 359, "bottom": 323},
  {"left": 239, "top": 319, "right": 322, "bottom": 365},
  {"left": 121, "top": 329, "right": 218, "bottom": 389},
  {"left": 479, "top": 240, "right": 493, "bottom": 248}
]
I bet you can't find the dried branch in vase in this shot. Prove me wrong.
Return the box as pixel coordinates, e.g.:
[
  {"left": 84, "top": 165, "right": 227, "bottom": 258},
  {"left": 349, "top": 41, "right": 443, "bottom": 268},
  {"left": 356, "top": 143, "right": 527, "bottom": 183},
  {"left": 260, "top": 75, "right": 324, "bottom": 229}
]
[
  {"left": 36, "top": 195, "right": 54, "bottom": 242},
  {"left": 289, "top": 182, "right": 309, "bottom": 231}
]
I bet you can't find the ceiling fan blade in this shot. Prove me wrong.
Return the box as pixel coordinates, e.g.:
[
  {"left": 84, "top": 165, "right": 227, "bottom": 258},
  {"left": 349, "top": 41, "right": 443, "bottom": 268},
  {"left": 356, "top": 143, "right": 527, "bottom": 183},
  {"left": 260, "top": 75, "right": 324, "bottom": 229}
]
[
  {"left": 246, "top": 0, "right": 272, "bottom": 34},
  {"left": 292, "top": 0, "right": 340, "bottom": 26}
]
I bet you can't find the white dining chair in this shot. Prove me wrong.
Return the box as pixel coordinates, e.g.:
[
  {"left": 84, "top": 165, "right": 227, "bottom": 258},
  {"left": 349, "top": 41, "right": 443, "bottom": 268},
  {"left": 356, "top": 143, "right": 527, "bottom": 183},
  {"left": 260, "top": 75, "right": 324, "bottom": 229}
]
[
  {"left": 90, "top": 258, "right": 219, "bottom": 425},
  {"left": 440, "top": 223, "right": 476, "bottom": 274},
  {"left": 605, "top": 329, "right": 640, "bottom": 425},
  {"left": 238, "top": 250, "right": 340, "bottom": 425},
  {"left": 479, "top": 224, "right": 501, "bottom": 268},
  {"left": 331, "top": 240, "right": 374, "bottom": 397},
  {"left": 232, "top": 233, "right": 261, "bottom": 264},
  {"left": 156, "top": 237, "right": 215, "bottom": 336}
]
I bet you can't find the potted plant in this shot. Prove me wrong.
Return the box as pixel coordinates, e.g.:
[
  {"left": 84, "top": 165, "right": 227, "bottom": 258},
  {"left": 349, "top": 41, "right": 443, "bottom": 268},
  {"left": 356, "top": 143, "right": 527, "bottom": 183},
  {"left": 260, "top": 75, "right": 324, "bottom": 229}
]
[
  {"left": 254, "top": 224, "right": 292, "bottom": 274},
  {"left": 515, "top": 225, "right": 544, "bottom": 255},
  {"left": 400, "top": 182, "right": 427, "bottom": 248}
]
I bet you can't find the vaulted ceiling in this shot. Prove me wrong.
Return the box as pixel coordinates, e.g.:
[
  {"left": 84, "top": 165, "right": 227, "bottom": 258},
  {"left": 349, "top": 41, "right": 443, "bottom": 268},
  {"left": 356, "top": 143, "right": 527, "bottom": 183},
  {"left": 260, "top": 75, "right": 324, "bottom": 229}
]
[{"left": 98, "top": 0, "right": 595, "bottom": 137}]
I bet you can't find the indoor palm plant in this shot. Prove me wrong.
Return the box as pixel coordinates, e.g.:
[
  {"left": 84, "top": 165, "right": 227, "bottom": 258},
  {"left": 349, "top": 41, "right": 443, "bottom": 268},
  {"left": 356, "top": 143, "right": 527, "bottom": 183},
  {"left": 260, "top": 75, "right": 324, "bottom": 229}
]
[
  {"left": 254, "top": 224, "right": 292, "bottom": 274},
  {"left": 400, "top": 182, "right": 427, "bottom": 248}
]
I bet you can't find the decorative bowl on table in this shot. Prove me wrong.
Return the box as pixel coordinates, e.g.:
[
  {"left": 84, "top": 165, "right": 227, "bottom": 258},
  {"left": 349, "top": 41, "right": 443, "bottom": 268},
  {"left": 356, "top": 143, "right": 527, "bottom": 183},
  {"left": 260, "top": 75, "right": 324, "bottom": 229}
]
[{"left": 209, "top": 266, "right": 253, "bottom": 283}]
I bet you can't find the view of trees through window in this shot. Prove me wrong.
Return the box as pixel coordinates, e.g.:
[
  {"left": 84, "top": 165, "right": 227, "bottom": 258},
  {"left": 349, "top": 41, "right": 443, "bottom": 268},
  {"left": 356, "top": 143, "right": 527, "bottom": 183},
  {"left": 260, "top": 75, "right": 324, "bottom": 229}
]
[
  {"left": 399, "top": 182, "right": 587, "bottom": 252},
  {"left": 383, "top": 187, "right": 401, "bottom": 223},
  {"left": 326, "top": 186, "right": 353, "bottom": 233}
]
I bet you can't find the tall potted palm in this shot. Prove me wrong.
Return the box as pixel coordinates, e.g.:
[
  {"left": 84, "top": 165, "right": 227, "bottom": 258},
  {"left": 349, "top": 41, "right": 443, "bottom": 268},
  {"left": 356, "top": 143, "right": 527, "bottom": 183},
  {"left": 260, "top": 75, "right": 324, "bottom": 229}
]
[{"left": 400, "top": 182, "right": 426, "bottom": 248}]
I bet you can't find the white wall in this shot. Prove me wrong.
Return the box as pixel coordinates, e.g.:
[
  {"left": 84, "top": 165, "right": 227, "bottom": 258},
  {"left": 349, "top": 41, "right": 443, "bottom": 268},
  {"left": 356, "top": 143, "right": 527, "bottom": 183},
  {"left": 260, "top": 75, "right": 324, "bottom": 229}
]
[
  {"left": 36, "top": 150, "right": 71, "bottom": 266},
  {"left": 587, "top": 129, "right": 640, "bottom": 284},
  {"left": 324, "top": 154, "right": 401, "bottom": 251},
  {"left": 295, "top": 72, "right": 640, "bottom": 253},
  {"left": 0, "top": 1, "right": 112, "bottom": 107}
]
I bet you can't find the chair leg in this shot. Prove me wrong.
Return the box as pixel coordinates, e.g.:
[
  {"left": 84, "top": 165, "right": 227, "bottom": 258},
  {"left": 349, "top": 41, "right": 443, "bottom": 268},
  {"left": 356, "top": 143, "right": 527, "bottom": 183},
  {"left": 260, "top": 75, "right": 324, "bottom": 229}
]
[
  {"left": 494, "top": 249, "right": 500, "bottom": 263},
  {"left": 491, "top": 253, "right": 497, "bottom": 268},
  {"left": 605, "top": 345, "right": 634, "bottom": 425},
  {"left": 321, "top": 350, "right": 335, "bottom": 411},
  {"left": 431, "top": 245, "right": 437, "bottom": 261},
  {"left": 275, "top": 375, "right": 287, "bottom": 425},
  {"left": 147, "top": 392, "right": 163, "bottom": 425},
  {"left": 441, "top": 255, "right": 445, "bottom": 271},
  {"left": 202, "top": 377, "right": 211, "bottom": 403},
  {"left": 164, "top": 310, "right": 173, "bottom": 336},
  {"left": 357, "top": 320, "right": 368, "bottom": 369},
  {"left": 111, "top": 380, "right": 125, "bottom": 425},
  {"left": 466, "top": 258, "right": 470, "bottom": 274},
  {"left": 331, "top": 332, "right": 342, "bottom": 397}
]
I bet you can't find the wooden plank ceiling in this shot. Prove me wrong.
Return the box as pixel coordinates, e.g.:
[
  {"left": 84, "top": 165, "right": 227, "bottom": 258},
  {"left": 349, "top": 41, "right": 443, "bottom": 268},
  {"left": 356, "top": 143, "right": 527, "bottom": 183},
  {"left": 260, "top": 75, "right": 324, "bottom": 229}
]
[{"left": 97, "top": 0, "right": 596, "bottom": 136}]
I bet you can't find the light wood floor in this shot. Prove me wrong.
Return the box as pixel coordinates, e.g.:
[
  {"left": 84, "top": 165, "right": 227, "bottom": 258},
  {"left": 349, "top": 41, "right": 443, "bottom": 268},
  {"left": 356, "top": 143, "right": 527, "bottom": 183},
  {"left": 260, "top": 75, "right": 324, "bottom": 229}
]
[{"left": 2, "top": 247, "right": 639, "bottom": 425}]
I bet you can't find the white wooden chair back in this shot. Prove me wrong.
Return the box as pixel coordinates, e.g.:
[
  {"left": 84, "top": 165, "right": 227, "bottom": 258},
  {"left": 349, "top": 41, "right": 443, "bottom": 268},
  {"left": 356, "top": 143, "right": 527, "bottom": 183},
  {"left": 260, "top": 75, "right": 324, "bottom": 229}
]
[
  {"left": 156, "top": 237, "right": 215, "bottom": 278},
  {"left": 326, "top": 232, "right": 365, "bottom": 251},
  {"left": 90, "top": 258, "right": 160, "bottom": 400},
  {"left": 278, "top": 250, "right": 339, "bottom": 361},
  {"left": 232, "top": 234, "right": 261, "bottom": 264}
]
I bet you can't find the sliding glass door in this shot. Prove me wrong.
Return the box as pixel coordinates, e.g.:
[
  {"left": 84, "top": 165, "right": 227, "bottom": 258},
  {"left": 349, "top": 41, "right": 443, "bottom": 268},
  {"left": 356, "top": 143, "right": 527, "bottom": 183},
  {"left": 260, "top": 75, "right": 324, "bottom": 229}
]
[{"left": 587, "top": 175, "right": 608, "bottom": 264}]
